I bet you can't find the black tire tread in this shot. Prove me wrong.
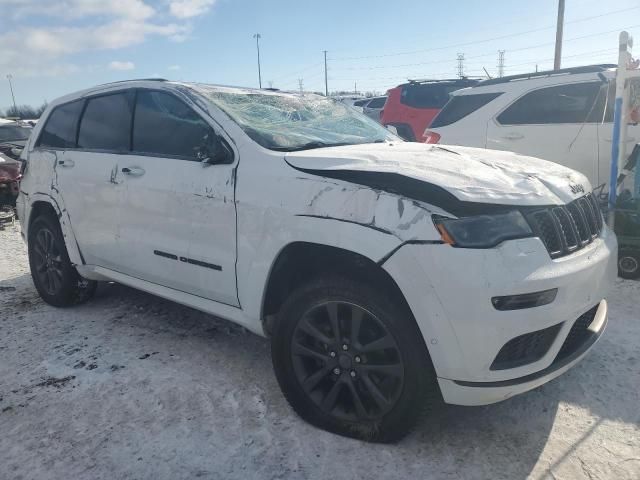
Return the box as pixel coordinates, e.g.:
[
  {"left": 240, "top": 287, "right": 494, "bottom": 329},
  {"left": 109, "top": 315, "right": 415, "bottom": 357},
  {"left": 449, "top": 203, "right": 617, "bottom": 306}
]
[
  {"left": 618, "top": 249, "right": 640, "bottom": 280},
  {"left": 28, "top": 213, "right": 97, "bottom": 307},
  {"left": 271, "top": 274, "right": 440, "bottom": 443}
]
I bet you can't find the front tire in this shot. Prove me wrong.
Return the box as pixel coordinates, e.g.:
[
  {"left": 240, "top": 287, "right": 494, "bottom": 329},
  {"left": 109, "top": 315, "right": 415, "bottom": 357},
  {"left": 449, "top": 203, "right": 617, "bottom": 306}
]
[
  {"left": 271, "top": 275, "right": 439, "bottom": 442},
  {"left": 618, "top": 249, "right": 640, "bottom": 279},
  {"left": 28, "top": 213, "right": 96, "bottom": 307}
]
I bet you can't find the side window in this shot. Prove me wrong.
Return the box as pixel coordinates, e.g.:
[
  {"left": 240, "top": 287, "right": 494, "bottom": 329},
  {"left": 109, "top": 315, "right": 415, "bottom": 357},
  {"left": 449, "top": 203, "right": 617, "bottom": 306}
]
[
  {"left": 37, "top": 100, "right": 84, "bottom": 148},
  {"left": 132, "top": 91, "right": 212, "bottom": 160},
  {"left": 78, "top": 92, "right": 133, "bottom": 151},
  {"left": 497, "top": 82, "right": 602, "bottom": 125},
  {"left": 430, "top": 93, "right": 503, "bottom": 127},
  {"left": 367, "top": 97, "right": 387, "bottom": 109},
  {"left": 401, "top": 84, "right": 459, "bottom": 109}
]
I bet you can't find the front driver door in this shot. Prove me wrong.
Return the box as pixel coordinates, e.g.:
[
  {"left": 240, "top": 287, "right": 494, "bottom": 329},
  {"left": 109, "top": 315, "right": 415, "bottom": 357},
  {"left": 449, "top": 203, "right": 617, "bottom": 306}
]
[{"left": 117, "top": 89, "right": 238, "bottom": 306}]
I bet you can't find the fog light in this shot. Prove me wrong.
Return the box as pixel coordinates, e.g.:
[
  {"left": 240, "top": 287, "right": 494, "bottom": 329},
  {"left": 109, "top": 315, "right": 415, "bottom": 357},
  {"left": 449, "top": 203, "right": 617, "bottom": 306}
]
[{"left": 491, "top": 288, "right": 558, "bottom": 311}]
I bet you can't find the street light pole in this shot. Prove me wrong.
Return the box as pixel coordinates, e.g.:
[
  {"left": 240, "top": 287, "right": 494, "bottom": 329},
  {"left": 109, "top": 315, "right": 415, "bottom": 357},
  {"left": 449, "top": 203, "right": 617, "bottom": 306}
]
[
  {"left": 6, "top": 74, "right": 17, "bottom": 115},
  {"left": 553, "top": 0, "right": 565, "bottom": 70},
  {"left": 253, "top": 33, "right": 262, "bottom": 89}
]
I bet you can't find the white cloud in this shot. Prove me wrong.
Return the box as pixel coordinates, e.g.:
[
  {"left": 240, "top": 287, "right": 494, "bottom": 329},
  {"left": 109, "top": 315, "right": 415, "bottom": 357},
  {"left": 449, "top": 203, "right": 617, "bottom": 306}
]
[
  {"left": 108, "top": 60, "right": 135, "bottom": 71},
  {"left": 0, "top": 0, "right": 212, "bottom": 77},
  {"left": 0, "top": 0, "right": 155, "bottom": 21},
  {"left": 168, "top": 65, "right": 181, "bottom": 71},
  {"left": 169, "top": 0, "right": 217, "bottom": 19}
]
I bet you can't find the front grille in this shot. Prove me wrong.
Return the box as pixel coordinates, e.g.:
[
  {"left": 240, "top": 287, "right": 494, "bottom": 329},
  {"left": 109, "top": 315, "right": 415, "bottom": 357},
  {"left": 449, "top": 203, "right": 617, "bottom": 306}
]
[
  {"left": 491, "top": 323, "right": 562, "bottom": 370},
  {"left": 555, "top": 305, "right": 598, "bottom": 362},
  {"left": 526, "top": 194, "right": 604, "bottom": 259}
]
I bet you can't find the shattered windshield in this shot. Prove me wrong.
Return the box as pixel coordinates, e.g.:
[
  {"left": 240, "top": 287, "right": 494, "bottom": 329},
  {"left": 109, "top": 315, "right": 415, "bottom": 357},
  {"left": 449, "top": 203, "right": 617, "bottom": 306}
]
[{"left": 196, "top": 87, "right": 397, "bottom": 151}]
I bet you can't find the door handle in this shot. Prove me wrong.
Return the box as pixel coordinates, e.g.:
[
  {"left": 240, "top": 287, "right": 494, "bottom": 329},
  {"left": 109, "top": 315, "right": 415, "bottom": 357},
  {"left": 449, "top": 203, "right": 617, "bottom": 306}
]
[
  {"left": 58, "top": 159, "right": 75, "bottom": 167},
  {"left": 604, "top": 137, "right": 636, "bottom": 143},
  {"left": 121, "top": 166, "right": 145, "bottom": 176},
  {"left": 502, "top": 133, "right": 524, "bottom": 140}
]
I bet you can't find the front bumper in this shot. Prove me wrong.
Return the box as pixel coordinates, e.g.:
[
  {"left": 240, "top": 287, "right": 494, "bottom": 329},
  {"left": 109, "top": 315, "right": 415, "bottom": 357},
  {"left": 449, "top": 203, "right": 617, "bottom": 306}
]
[
  {"left": 438, "top": 299, "right": 607, "bottom": 405},
  {"left": 382, "top": 224, "right": 617, "bottom": 405}
]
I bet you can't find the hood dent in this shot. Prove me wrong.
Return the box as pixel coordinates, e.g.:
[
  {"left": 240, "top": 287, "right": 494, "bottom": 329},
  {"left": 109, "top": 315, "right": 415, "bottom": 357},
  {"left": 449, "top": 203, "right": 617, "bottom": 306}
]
[{"left": 285, "top": 143, "right": 590, "bottom": 211}]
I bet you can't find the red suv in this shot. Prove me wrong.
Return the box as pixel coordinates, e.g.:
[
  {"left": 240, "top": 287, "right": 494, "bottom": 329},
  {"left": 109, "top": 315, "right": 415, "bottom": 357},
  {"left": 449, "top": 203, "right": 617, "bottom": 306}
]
[{"left": 381, "top": 79, "right": 478, "bottom": 142}]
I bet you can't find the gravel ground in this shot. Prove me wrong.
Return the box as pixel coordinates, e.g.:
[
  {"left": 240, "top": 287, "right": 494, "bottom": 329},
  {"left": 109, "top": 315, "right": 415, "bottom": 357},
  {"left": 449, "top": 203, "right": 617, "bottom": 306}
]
[{"left": 0, "top": 222, "right": 639, "bottom": 480}]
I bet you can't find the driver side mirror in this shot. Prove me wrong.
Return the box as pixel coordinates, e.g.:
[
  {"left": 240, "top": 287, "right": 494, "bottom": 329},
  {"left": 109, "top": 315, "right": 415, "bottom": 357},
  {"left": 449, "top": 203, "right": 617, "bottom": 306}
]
[{"left": 198, "top": 130, "right": 233, "bottom": 165}]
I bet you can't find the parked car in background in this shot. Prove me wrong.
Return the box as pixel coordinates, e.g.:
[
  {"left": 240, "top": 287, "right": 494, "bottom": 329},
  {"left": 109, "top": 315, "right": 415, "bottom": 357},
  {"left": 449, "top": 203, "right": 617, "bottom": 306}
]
[
  {"left": 362, "top": 96, "right": 386, "bottom": 122},
  {"left": 0, "top": 121, "right": 32, "bottom": 160},
  {"left": 424, "top": 64, "right": 630, "bottom": 191},
  {"left": 381, "top": 78, "right": 479, "bottom": 141},
  {"left": 333, "top": 94, "right": 367, "bottom": 108},
  {"left": 0, "top": 152, "right": 21, "bottom": 206},
  {"left": 18, "top": 80, "right": 616, "bottom": 442},
  {"left": 352, "top": 98, "right": 370, "bottom": 112}
]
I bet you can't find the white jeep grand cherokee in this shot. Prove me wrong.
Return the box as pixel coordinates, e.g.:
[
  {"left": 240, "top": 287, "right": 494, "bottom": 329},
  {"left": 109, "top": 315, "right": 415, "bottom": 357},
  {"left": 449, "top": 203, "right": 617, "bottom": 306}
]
[{"left": 17, "top": 80, "right": 617, "bottom": 442}]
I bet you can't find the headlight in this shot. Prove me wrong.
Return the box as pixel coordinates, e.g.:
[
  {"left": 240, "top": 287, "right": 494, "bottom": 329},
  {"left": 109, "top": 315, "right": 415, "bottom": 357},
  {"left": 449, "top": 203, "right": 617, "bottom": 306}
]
[{"left": 433, "top": 210, "right": 533, "bottom": 248}]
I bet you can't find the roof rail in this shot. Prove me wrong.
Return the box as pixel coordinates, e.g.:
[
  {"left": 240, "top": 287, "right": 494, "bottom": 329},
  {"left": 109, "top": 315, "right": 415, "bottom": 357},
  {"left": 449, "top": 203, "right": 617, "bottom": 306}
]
[
  {"left": 96, "top": 78, "right": 168, "bottom": 87},
  {"left": 406, "top": 78, "right": 474, "bottom": 84},
  {"left": 477, "top": 64, "right": 616, "bottom": 86}
]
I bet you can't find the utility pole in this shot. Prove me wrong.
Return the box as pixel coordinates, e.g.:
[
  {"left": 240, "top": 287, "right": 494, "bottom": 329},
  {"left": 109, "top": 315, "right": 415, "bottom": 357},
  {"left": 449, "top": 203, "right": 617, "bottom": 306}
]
[
  {"left": 497, "top": 50, "right": 505, "bottom": 78},
  {"left": 6, "top": 74, "right": 17, "bottom": 115},
  {"left": 323, "top": 50, "right": 328, "bottom": 96},
  {"left": 298, "top": 78, "right": 304, "bottom": 94},
  {"left": 457, "top": 53, "right": 465, "bottom": 78},
  {"left": 354, "top": 81, "right": 357, "bottom": 95},
  {"left": 253, "top": 33, "right": 262, "bottom": 89},
  {"left": 554, "top": 0, "right": 565, "bottom": 70}
]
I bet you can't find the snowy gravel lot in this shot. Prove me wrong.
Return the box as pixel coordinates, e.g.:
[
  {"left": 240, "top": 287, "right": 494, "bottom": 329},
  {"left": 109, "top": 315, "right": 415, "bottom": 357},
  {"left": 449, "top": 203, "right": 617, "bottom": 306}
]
[{"left": 1, "top": 222, "right": 639, "bottom": 480}]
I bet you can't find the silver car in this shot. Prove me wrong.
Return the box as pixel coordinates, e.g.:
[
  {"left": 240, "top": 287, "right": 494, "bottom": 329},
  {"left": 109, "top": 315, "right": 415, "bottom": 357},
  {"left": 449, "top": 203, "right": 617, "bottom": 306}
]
[{"left": 362, "top": 96, "right": 387, "bottom": 123}]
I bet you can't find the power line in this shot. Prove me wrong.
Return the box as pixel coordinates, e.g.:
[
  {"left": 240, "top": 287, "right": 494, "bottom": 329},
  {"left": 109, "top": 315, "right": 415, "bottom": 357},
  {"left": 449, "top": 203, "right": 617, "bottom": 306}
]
[
  {"left": 329, "top": 6, "right": 640, "bottom": 62},
  {"left": 334, "top": 24, "right": 639, "bottom": 72}
]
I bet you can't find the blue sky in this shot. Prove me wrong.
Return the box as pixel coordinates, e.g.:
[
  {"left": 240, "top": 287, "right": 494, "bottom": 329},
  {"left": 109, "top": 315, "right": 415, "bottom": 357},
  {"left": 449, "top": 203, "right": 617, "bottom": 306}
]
[{"left": 1, "top": 0, "right": 639, "bottom": 109}]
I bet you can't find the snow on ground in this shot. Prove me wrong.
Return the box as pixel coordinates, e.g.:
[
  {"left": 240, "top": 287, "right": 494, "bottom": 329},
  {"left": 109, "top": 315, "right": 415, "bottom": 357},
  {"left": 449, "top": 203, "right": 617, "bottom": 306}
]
[{"left": 0, "top": 222, "right": 639, "bottom": 480}]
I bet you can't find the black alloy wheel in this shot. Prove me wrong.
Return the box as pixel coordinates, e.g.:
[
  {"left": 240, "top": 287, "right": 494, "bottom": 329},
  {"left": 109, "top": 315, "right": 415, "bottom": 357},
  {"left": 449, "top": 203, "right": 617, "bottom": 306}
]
[
  {"left": 272, "top": 275, "right": 439, "bottom": 442},
  {"left": 290, "top": 301, "right": 404, "bottom": 422},
  {"left": 28, "top": 213, "right": 96, "bottom": 306}
]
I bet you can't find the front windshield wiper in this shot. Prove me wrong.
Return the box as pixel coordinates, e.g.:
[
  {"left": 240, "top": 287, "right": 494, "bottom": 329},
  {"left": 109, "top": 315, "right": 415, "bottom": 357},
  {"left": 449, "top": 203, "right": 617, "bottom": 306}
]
[{"left": 271, "top": 141, "right": 353, "bottom": 152}]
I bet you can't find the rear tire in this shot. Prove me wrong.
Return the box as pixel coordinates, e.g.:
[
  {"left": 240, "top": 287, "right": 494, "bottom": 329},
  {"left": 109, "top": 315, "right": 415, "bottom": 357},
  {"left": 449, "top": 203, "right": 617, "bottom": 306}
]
[
  {"left": 28, "top": 213, "right": 96, "bottom": 307},
  {"left": 618, "top": 249, "right": 640, "bottom": 279},
  {"left": 271, "top": 275, "right": 439, "bottom": 442}
]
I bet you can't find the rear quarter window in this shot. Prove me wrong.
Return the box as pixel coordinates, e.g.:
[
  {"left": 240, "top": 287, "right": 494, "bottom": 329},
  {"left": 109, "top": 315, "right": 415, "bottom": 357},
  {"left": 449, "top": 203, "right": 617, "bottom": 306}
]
[
  {"left": 37, "top": 100, "right": 84, "bottom": 148},
  {"left": 430, "top": 93, "right": 503, "bottom": 127}
]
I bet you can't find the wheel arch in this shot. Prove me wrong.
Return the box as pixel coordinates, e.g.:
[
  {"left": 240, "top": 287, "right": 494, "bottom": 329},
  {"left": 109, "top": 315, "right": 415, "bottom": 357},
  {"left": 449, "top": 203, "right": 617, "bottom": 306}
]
[
  {"left": 26, "top": 194, "right": 84, "bottom": 266},
  {"left": 260, "top": 241, "right": 418, "bottom": 337}
]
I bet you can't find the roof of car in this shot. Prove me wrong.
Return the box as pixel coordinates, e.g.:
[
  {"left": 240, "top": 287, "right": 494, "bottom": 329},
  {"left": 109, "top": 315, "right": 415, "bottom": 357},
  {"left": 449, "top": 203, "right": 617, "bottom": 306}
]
[
  {"left": 475, "top": 64, "right": 616, "bottom": 87},
  {"left": 46, "top": 79, "right": 312, "bottom": 110}
]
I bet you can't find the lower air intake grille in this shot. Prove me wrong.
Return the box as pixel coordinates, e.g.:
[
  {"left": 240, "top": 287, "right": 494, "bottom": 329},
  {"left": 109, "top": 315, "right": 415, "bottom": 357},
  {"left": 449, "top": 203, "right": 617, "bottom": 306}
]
[
  {"left": 491, "top": 323, "right": 563, "bottom": 370},
  {"left": 555, "top": 305, "right": 599, "bottom": 362}
]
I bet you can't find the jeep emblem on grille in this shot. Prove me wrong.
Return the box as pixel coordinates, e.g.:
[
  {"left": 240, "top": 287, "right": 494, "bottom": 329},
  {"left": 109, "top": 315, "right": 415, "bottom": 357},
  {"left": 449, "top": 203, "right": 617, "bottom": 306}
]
[{"left": 569, "top": 183, "right": 585, "bottom": 194}]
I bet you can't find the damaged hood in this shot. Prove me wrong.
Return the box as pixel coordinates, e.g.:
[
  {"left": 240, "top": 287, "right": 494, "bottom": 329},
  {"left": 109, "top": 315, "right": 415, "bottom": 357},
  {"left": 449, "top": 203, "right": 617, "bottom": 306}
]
[{"left": 285, "top": 142, "right": 591, "bottom": 209}]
